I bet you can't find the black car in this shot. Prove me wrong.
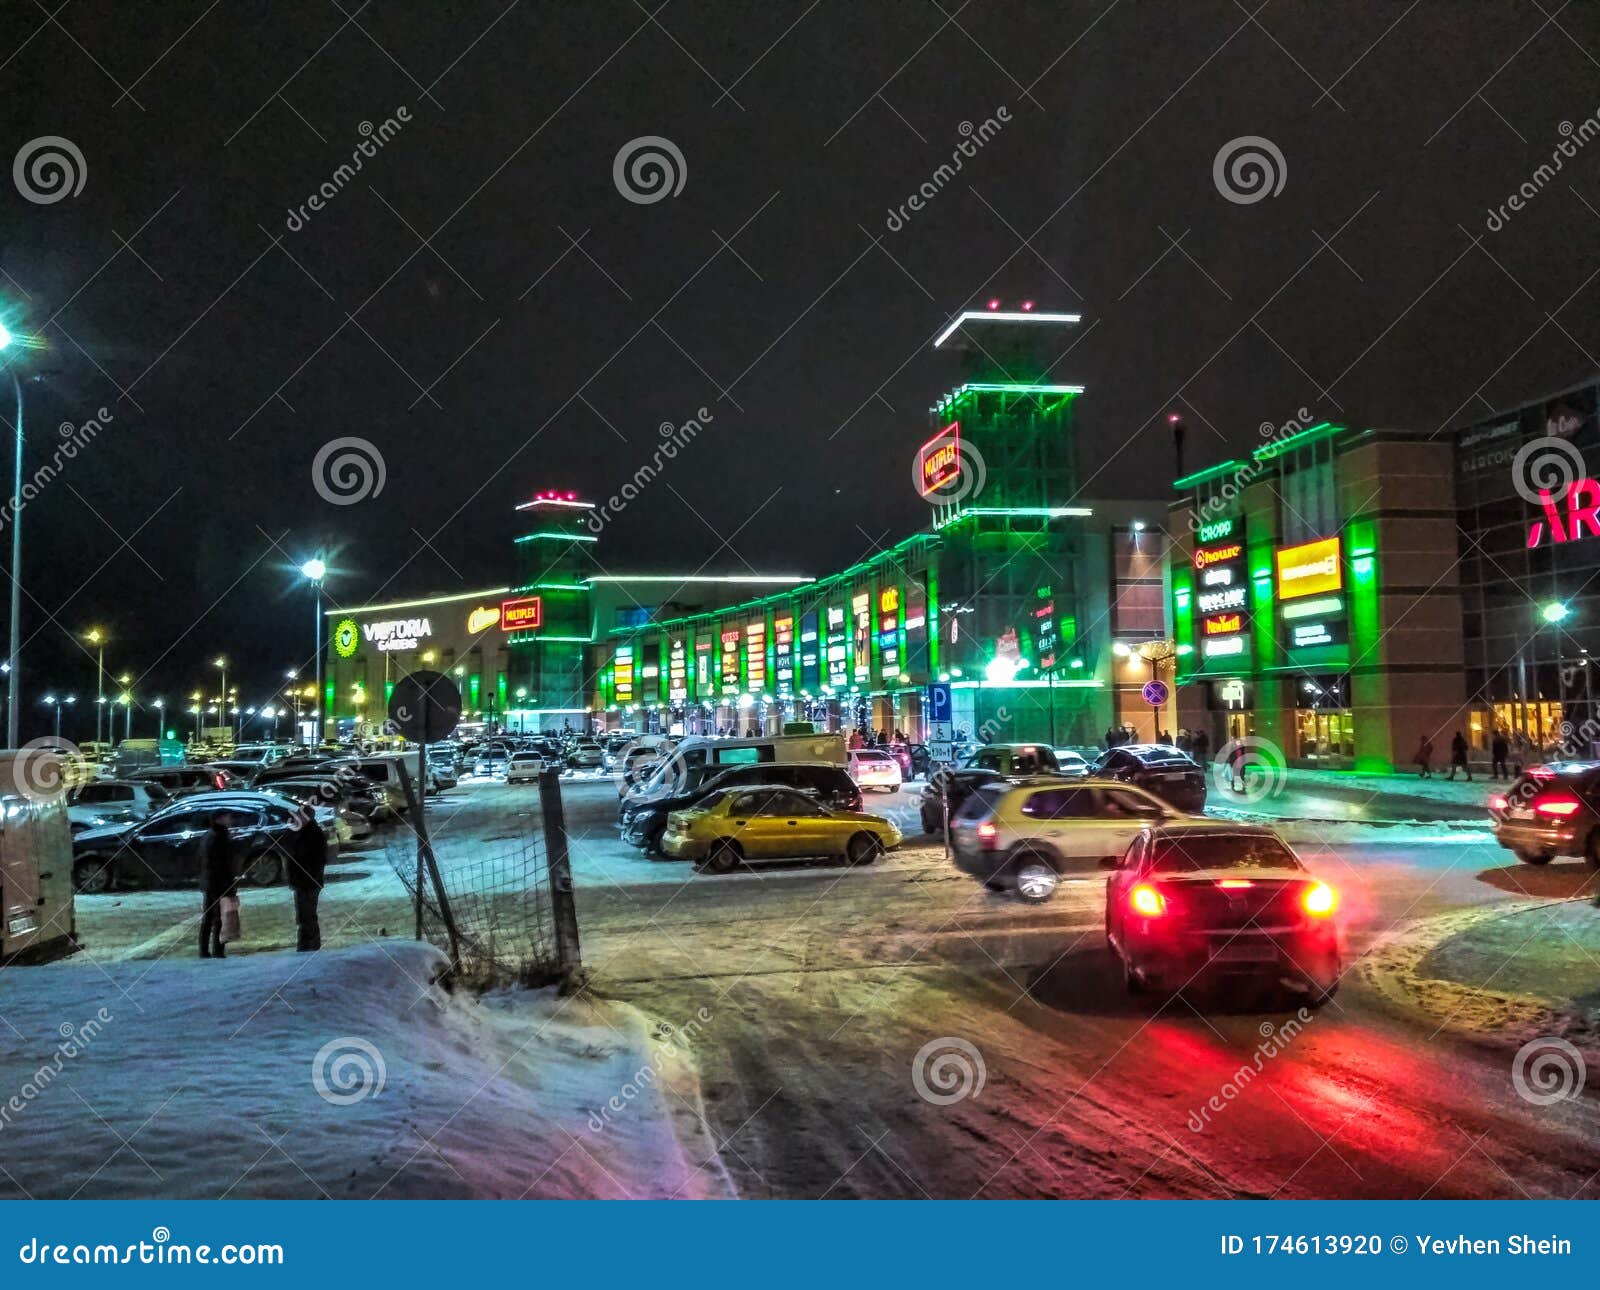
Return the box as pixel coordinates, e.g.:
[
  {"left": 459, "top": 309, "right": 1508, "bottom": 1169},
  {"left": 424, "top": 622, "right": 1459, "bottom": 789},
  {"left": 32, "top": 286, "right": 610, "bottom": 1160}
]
[
  {"left": 1489, "top": 761, "right": 1600, "bottom": 867},
  {"left": 1090, "top": 744, "right": 1207, "bottom": 812},
  {"left": 127, "top": 765, "right": 238, "bottom": 797},
  {"left": 71, "top": 799, "right": 302, "bottom": 893},
  {"left": 918, "top": 767, "right": 1005, "bottom": 834},
  {"left": 621, "top": 762, "right": 862, "bottom": 852},
  {"left": 961, "top": 743, "right": 1061, "bottom": 777}
]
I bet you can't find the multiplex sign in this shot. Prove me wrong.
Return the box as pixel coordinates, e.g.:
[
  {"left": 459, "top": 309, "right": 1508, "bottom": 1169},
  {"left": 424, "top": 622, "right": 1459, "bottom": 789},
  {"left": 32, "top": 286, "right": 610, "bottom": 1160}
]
[
  {"left": 501, "top": 596, "right": 542, "bottom": 630},
  {"left": 918, "top": 422, "right": 961, "bottom": 497}
]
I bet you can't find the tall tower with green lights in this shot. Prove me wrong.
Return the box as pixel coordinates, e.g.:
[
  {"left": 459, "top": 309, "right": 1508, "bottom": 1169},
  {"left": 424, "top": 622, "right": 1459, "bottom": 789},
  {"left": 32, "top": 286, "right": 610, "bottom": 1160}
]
[{"left": 506, "top": 490, "right": 596, "bottom": 729}]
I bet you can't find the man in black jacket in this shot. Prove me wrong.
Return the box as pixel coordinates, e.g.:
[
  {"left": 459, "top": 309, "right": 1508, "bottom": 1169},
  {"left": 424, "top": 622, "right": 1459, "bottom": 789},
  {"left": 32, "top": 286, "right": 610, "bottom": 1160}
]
[
  {"left": 199, "top": 816, "right": 237, "bottom": 958},
  {"left": 288, "top": 806, "right": 327, "bottom": 952}
]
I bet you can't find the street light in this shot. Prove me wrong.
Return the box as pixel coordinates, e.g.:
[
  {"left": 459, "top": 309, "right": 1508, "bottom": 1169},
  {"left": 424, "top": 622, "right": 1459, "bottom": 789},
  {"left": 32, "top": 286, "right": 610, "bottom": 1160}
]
[
  {"left": 0, "top": 321, "right": 30, "bottom": 747},
  {"left": 1542, "top": 601, "right": 1570, "bottom": 624},
  {"left": 40, "top": 692, "right": 73, "bottom": 739},
  {"left": 153, "top": 698, "right": 165, "bottom": 738},
  {"left": 84, "top": 628, "right": 107, "bottom": 744},
  {"left": 118, "top": 691, "right": 132, "bottom": 743},
  {"left": 300, "top": 558, "right": 327, "bottom": 742},
  {"left": 213, "top": 657, "right": 227, "bottom": 726}
]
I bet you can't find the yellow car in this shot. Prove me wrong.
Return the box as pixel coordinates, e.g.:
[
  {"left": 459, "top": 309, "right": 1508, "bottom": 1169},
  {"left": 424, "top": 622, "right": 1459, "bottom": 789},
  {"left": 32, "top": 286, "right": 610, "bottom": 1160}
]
[{"left": 661, "top": 785, "right": 901, "bottom": 873}]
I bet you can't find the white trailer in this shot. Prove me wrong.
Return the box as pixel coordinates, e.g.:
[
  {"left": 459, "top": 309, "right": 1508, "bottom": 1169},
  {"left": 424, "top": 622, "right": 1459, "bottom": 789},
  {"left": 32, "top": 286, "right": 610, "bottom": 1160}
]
[{"left": 0, "top": 750, "right": 78, "bottom": 963}]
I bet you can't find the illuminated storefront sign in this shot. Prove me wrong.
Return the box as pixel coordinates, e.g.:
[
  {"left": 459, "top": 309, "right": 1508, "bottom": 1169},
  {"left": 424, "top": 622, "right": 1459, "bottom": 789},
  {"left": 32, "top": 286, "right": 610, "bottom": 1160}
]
[
  {"left": 745, "top": 620, "right": 766, "bottom": 691},
  {"left": 1203, "top": 612, "right": 1243, "bottom": 636},
  {"left": 362, "top": 617, "right": 432, "bottom": 652},
  {"left": 1525, "top": 479, "right": 1600, "bottom": 547},
  {"left": 905, "top": 579, "right": 929, "bottom": 676},
  {"left": 878, "top": 587, "right": 900, "bottom": 675},
  {"left": 1196, "top": 585, "right": 1247, "bottom": 615},
  {"left": 333, "top": 617, "right": 360, "bottom": 658},
  {"left": 1189, "top": 531, "right": 1250, "bottom": 658},
  {"left": 614, "top": 646, "right": 634, "bottom": 703},
  {"left": 1193, "top": 542, "right": 1243, "bottom": 571},
  {"left": 1034, "top": 586, "right": 1057, "bottom": 671},
  {"left": 800, "top": 610, "right": 820, "bottom": 691},
  {"left": 1197, "top": 516, "right": 1236, "bottom": 543},
  {"left": 1275, "top": 538, "right": 1342, "bottom": 599},
  {"left": 826, "top": 606, "right": 848, "bottom": 689},
  {"left": 918, "top": 422, "right": 961, "bottom": 497},
  {"left": 466, "top": 605, "right": 501, "bottom": 634},
  {"left": 1202, "top": 636, "right": 1245, "bottom": 658},
  {"left": 668, "top": 638, "right": 688, "bottom": 702},
  {"left": 720, "top": 629, "right": 741, "bottom": 691},
  {"left": 774, "top": 616, "right": 794, "bottom": 694},
  {"left": 1289, "top": 618, "right": 1348, "bottom": 649},
  {"left": 852, "top": 593, "right": 871, "bottom": 681},
  {"left": 500, "top": 596, "right": 543, "bottom": 630}
]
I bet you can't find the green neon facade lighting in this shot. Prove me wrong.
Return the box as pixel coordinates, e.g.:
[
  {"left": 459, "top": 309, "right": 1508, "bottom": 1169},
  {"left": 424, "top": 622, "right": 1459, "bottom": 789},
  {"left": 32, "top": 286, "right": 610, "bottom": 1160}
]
[
  {"left": 323, "top": 587, "right": 510, "bottom": 617},
  {"left": 1280, "top": 595, "right": 1344, "bottom": 621},
  {"left": 1251, "top": 422, "right": 1344, "bottom": 464},
  {"left": 1172, "top": 459, "right": 1247, "bottom": 490},
  {"left": 515, "top": 532, "right": 599, "bottom": 544}
]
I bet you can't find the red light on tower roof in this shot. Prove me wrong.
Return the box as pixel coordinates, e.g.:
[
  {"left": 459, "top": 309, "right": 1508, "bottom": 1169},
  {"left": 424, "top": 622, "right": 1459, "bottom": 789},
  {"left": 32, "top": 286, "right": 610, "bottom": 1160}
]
[
  {"left": 986, "top": 298, "right": 1000, "bottom": 310},
  {"left": 1168, "top": 413, "right": 1181, "bottom": 423},
  {"left": 1021, "top": 300, "right": 1034, "bottom": 311}
]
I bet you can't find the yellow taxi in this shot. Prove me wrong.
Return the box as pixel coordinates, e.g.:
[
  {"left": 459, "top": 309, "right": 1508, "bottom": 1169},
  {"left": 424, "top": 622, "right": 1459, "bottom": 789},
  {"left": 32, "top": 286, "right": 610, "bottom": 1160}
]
[{"left": 661, "top": 785, "right": 901, "bottom": 873}]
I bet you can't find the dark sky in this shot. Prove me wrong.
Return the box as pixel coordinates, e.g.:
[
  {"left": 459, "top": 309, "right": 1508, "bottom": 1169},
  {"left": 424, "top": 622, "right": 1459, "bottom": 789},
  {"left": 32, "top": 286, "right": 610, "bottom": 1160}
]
[{"left": 1, "top": 0, "right": 1598, "bottom": 738}]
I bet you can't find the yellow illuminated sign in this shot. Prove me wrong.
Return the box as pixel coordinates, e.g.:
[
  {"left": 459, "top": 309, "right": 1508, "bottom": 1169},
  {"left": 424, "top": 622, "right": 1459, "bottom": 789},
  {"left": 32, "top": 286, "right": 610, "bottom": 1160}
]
[
  {"left": 1275, "top": 538, "right": 1342, "bottom": 600},
  {"left": 467, "top": 605, "right": 501, "bottom": 634}
]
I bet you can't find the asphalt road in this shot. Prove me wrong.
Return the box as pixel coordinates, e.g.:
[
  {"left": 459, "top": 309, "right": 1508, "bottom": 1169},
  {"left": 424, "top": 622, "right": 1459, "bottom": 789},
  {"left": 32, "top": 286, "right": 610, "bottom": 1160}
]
[{"left": 72, "top": 775, "right": 1600, "bottom": 1199}]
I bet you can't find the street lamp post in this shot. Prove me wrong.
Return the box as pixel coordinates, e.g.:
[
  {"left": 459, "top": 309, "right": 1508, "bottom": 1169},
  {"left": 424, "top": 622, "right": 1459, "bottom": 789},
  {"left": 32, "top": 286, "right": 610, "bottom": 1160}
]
[
  {"left": 153, "top": 698, "right": 165, "bottom": 739},
  {"left": 1, "top": 324, "right": 22, "bottom": 748},
  {"left": 213, "top": 657, "right": 227, "bottom": 735},
  {"left": 84, "top": 628, "right": 106, "bottom": 744},
  {"left": 301, "top": 559, "right": 327, "bottom": 742},
  {"left": 40, "top": 693, "right": 73, "bottom": 739}
]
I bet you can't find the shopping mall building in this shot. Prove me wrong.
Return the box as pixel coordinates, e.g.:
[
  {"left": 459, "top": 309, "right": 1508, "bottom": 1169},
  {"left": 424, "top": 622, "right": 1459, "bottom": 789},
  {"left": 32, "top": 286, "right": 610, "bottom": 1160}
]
[
  {"left": 1168, "top": 376, "right": 1600, "bottom": 770},
  {"left": 322, "top": 307, "right": 1182, "bottom": 745}
]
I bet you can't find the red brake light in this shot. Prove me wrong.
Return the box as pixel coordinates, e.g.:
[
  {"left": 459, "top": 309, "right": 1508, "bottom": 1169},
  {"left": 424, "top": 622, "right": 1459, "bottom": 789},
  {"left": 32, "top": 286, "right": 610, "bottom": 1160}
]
[
  {"left": 1532, "top": 792, "right": 1582, "bottom": 818},
  {"left": 976, "top": 821, "right": 998, "bottom": 850},
  {"left": 1487, "top": 793, "right": 1508, "bottom": 811},
  {"left": 1218, "top": 879, "right": 1254, "bottom": 889},
  {"left": 1129, "top": 884, "right": 1165, "bottom": 917},
  {"left": 1302, "top": 882, "right": 1337, "bottom": 916}
]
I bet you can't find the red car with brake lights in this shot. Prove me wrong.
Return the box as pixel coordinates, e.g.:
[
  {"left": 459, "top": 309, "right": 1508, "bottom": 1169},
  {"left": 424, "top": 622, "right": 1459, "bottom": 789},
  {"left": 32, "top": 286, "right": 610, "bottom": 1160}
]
[
  {"left": 1104, "top": 821, "right": 1342, "bottom": 1003},
  {"left": 1488, "top": 761, "right": 1600, "bottom": 869}
]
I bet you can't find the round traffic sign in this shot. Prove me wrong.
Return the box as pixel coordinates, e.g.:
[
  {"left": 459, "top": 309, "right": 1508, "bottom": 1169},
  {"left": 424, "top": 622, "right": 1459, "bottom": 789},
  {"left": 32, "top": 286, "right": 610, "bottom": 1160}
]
[
  {"left": 387, "top": 670, "right": 462, "bottom": 743},
  {"left": 1142, "top": 679, "right": 1170, "bottom": 707}
]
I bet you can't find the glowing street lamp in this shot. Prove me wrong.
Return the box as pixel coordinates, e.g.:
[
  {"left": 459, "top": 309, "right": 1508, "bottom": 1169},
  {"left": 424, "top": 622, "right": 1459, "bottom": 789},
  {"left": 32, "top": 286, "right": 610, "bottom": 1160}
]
[
  {"left": 84, "top": 627, "right": 107, "bottom": 743},
  {"left": 1542, "top": 601, "right": 1571, "bottom": 624},
  {"left": 300, "top": 557, "right": 327, "bottom": 741}
]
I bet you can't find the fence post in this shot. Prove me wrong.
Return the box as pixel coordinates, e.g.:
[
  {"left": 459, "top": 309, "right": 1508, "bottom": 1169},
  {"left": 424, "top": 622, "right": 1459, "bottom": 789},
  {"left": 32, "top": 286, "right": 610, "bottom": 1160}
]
[{"left": 537, "top": 766, "right": 582, "bottom": 986}]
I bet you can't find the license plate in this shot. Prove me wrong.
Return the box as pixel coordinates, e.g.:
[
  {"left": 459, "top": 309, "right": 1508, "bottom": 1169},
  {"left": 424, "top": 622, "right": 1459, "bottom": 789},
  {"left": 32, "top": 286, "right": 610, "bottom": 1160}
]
[
  {"left": 1214, "top": 943, "right": 1275, "bottom": 962},
  {"left": 1508, "top": 808, "right": 1533, "bottom": 820}
]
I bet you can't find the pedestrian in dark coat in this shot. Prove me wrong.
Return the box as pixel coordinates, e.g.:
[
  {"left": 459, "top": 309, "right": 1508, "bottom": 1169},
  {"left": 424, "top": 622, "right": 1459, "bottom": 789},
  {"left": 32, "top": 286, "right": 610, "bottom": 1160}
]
[
  {"left": 1448, "top": 731, "right": 1471, "bottom": 781},
  {"left": 1192, "top": 729, "right": 1211, "bottom": 764},
  {"left": 288, "top": 806, "right": 327, "bottom": 952},
  {"left": 1414, "top": 734, "right": 1435, "bottom": 779},
  {"left": 1491, "top": 730, "right": 1510, "bottom": 780},
  {"left": 199, "top": 817, "right": 237, "bottom": 958}
]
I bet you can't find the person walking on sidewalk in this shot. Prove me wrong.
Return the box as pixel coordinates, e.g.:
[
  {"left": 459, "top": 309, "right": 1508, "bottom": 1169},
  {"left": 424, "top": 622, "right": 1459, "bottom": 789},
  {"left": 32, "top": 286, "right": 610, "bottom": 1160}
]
[
  {"left": 1491, "top": 729, "right": 1510, "bottom": 780},
  {"left": 1448, "top": 731, "right": 1471, "bottom": 781},
  {"left": 198, "top": 816, "right": 237, "bottom": 958},
  {"left": 1229, "top": 741, "right": 1247, "bottom": 793},
  {"left": 1414, "top": 733, "right": 1435, "bottom": 779},
  {"left": 288, "top": 805, "right": 327, "bottom": 952}
]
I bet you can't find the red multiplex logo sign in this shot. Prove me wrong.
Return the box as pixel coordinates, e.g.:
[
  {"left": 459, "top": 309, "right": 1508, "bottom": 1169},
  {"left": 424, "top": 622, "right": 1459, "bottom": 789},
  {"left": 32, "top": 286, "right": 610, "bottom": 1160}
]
[
  {"left": 1526, "top": 481, "right": 1600, "bottom": 547},
  {"left": 919, "top": 422, "right": 961, "bottom": 496},
  {"left": 501, "top": 596, "right": 543, "bottom": 629}
]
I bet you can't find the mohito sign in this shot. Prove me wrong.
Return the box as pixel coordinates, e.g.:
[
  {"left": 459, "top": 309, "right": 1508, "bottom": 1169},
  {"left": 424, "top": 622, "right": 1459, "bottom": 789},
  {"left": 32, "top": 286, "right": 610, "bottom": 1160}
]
[
  {"left": 1275, "top": 537, "right": 1342, "bottom": 600},
  {"left": 918, "top": 422, "right": 961, "bottom": 497},
  {"left": 1526, "top": 479, "right": 1600, "bottom": 547},
  {"left": 500, "top": 596, "right": 543, "bottom": 630},
  {"left": 363, "top": 617, "right": 432, "bottom": 652}
]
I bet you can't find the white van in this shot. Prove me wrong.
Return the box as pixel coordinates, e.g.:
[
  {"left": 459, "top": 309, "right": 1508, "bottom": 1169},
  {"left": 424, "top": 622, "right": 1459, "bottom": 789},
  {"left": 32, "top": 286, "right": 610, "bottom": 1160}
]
[
  {"left": 0, "top": 750, "right": 77, "bottom": 963},
  {"left": 621, "top": 732, "right": 847, "bottom": 809}
]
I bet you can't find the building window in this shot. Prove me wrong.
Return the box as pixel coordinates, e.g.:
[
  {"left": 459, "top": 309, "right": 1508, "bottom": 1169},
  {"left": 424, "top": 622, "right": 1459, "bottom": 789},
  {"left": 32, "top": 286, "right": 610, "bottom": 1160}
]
[{"left": 1278, "top": 439, "right": 1336, "bottom": 544}]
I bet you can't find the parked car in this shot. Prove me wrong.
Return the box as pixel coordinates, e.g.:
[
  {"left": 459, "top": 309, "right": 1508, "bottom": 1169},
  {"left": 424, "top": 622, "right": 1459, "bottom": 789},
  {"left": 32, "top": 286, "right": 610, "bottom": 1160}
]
[
  {"left": 71, "top": 793, "right": 322, "bottom": 893},
  {"left": 848, "top": 748, "right": 903, "bottom": 794},
  {"left": 961, "top": 743, "right": 1061, "bottom": 776},
  {"left": 567, "top": 737, "right": 606, "bottom": 771},
  {"left": 1089, "top": 744, "right": 1208, "bottom": 812},
  {"left": 1489, "top": 761, "right": 1600, "bottom": 867},
  {"left": 507, "top": 751, "right": 548, "bottom": 784},
  {"left": 918, "top": 767, "right": 1005, "bottom": 834},
  {"left": 950, "top": 778, "right": 1177, "bottom": 902},
  {"left": 129, "top": 764, "right": 238, "bottom": 797},
  {"left": 65, "top": 780, "right": 173, "bottom": 833},
  {"left": 1052, "top": 748, "right": 1092, "bottom": 777},
  {"left": 1105, "top": 821, "right": 1342, "bottom": 1002},
  {"left": 909, "top": 743, "right": 934, "bottom": 779},
  {"left": 474, "top": 747, "right": 510, "bottom": 778},
  {"left": 425, "top": 745, "right": 459, "bottom": 787},
  {"left": 661, "top": 786, "right": 901, "bottom": 872},
  {"left": 263, "top": 779, "right": 374, "bottom": 841},
  {"left": 622, "top": 762, "right": 862, "bottom": 853}
]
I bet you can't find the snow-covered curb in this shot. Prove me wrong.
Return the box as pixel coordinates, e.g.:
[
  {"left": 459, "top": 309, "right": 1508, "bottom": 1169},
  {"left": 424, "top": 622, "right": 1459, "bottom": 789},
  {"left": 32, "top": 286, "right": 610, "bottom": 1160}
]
[{"left": 0, "top": 943, "right": 733, "bottom": 1199}]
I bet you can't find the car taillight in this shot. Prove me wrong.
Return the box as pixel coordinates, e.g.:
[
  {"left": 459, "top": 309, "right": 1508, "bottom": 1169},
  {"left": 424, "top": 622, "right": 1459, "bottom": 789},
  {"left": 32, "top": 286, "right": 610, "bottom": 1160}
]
[
  {"left": 976, "top": 821, "right": 998, "bottom": 850},
  {"left": 1532, "top": 792, "right": 1582, "bottom": 818},
  {"left": 1217, "top": 879, "right": 1254, "bottom": 889},
  {"left": 1487, "top": 793, "right": 1508, "bottom": 811},
  {"left": 1129, "top": 884, "right": 1165, "bottom": 917},
  {"left": 1302, "top": 882, "right": 1337, "bottom": 916}
]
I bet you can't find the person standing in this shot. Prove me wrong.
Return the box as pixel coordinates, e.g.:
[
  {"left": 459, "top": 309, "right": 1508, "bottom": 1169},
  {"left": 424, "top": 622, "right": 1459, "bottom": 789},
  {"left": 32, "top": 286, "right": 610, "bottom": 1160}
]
[
  {"left": 1448, "top": 731, "right": 1471, "bottom": 781},
  {"left": 1192, "top": 728, "right": 1211, "bottom": 765},
  {"left": 198, "top": 816, "right": 237, "bottom": 958},
  {"left": 1491, "top": 729, "right": 1510, "bottom": 780},
  {"left": 1414, "top": 733, "right": 1435, "bottom": 779},
  {"left": 288, "top": 805, "right": 327, "bottom": 952}
]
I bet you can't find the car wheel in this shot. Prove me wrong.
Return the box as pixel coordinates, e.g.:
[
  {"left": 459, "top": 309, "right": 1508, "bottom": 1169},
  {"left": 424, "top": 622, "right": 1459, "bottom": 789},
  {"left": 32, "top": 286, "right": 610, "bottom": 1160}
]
[
  {"left": 1305, "top": 977, "right": 1341, "bottom": 1008},
  {"left": 244, "top": 851, "right": 283, "bottom": 886},
  {"left": 1118, "top": 947, "right": 1145, "bottom": 994},
  {"left": 74, "top": 857, "right": 113, "bottom": 894},
  {"left": 1011, "top": 853, "right": 1059, "bottom": 903},
  {"left": 645, "top": 821, "right": 667, "bottom": 857},
  {"left": 920, "top": 809, "right": 941, "bottom": 835},
  {"left": 846, "top": 832, "right": 882, "bottom": 866},
  {"left": 697, "top": 840, "right": 741, "bottom": 875},
  {"left": 1514, "top": 849, "right": 1554, "bottom": 865}
]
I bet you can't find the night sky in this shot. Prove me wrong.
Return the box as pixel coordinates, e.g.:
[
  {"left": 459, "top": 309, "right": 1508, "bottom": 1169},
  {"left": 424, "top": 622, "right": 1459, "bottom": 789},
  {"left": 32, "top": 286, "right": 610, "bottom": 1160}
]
[{"left": 1, "top": 0, "right": 1597, "bottom": 738}]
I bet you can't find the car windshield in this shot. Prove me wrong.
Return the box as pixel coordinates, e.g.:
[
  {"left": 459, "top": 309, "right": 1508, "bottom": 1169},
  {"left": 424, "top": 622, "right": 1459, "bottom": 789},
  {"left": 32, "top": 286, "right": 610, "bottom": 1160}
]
[{"left": 1147, "top": 833, "right": 1301, "bottom": 873}]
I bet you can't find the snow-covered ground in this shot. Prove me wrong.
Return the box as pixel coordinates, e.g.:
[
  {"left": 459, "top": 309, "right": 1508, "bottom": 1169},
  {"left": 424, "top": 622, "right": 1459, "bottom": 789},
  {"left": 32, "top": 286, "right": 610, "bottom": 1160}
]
[{"left": 0, "top": 943, "right": 731, "bottom": 1199}]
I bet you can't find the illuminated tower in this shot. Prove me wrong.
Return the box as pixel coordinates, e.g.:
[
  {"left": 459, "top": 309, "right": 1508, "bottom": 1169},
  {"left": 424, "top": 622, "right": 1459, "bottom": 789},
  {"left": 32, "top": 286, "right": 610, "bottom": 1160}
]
[{"left": 506, "top": 490, "right": 596, "bottom": 730}]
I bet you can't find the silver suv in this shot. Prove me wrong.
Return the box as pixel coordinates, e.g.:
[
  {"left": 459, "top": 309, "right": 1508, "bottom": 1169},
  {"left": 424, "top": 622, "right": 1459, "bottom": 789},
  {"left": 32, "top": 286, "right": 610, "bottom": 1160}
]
[{"left": 950, "top": 777, "right": 1179, "bottom": 902}]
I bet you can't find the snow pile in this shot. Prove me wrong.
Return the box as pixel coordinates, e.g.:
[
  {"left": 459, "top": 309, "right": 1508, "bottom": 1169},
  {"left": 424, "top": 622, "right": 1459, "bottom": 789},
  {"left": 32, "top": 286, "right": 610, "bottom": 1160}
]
[{"left": 0, "top": 943, "right": 730, "bottom": 1199}]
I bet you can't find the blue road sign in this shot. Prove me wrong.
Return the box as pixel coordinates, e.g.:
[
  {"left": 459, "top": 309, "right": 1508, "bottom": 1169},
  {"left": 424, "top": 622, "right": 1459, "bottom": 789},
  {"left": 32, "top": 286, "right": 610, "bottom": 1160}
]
[{"left": 925, "top": 682, "right": 952, "bottom": 723}]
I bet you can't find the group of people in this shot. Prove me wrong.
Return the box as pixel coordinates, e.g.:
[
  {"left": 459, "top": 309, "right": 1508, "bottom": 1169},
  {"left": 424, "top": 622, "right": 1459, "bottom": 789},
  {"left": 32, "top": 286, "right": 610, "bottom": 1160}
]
[
  {"left": 198, "top": 805, "right": 329, "bottom": 958},
  {"left": 1413, "top": 728, "right": 1529, "bottom": 781},
  {"left": 847, "top": 727, "right": 910, "bottom": 751}
]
